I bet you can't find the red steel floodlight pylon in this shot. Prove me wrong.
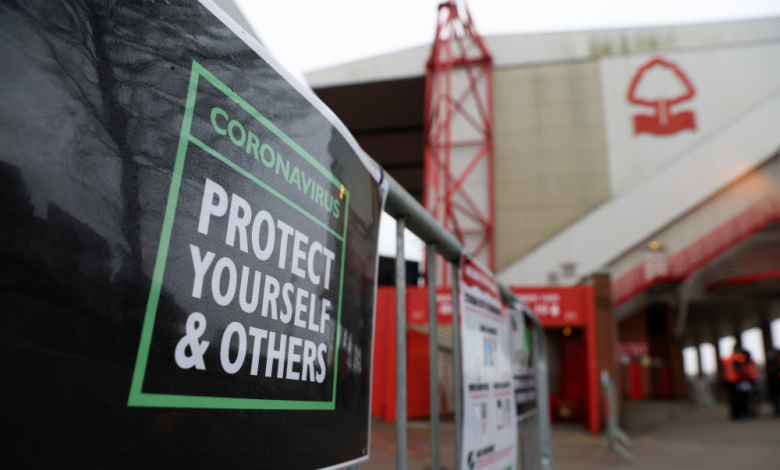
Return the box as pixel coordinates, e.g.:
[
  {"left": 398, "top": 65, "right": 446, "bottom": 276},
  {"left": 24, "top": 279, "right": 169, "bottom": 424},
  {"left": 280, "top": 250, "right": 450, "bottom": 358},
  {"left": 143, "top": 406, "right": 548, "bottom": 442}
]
[{"left": 424, "top": 1, "right": 494, "bottom": 284}]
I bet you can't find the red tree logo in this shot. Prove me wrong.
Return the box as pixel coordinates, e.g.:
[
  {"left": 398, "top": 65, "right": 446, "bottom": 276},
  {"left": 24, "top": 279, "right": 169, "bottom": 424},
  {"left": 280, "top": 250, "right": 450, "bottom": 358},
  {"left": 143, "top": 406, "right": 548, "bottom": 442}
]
[{"left": 627, "top": 57, "right": 696, "bottom": 136}]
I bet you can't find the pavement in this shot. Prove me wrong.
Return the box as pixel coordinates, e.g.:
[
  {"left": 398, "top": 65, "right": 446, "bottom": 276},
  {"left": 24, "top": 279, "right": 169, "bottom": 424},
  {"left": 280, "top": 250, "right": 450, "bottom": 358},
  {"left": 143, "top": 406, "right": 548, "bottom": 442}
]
[
  {"left": 358, "top": 402, "right": 780, "bottom": 470},
  {"left": 554, "top": 403, "right": 780, "bottom": 470},
  {"left": 361, "top": 420, "right": 457, "bottom": 470}
]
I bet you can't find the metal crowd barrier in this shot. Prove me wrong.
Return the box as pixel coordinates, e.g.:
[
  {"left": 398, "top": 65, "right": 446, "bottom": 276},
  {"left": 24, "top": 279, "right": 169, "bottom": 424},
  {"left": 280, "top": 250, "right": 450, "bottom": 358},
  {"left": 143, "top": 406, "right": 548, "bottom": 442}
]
[
  {"left": 515, "top": 305, "right": 552, "bottom": 470},
  {"left": 596, "top": 371, "right": 632, "bottom": 462},
  {"left": 351, "top": 166, "right": 553, "bottom": 470}
]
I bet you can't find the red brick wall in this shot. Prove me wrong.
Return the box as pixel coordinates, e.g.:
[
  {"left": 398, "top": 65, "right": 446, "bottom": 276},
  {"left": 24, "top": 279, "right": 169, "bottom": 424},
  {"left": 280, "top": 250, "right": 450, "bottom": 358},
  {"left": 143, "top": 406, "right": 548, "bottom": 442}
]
[{"left": 593, "top": 274, "right": 620, "bottom": 413}]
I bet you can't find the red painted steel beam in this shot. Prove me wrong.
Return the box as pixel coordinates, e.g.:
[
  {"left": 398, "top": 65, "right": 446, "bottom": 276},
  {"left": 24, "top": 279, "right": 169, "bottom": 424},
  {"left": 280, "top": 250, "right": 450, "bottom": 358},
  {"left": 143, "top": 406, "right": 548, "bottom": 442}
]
[{"left": 707, "top": 269, "right": 780, "bottom": 290}]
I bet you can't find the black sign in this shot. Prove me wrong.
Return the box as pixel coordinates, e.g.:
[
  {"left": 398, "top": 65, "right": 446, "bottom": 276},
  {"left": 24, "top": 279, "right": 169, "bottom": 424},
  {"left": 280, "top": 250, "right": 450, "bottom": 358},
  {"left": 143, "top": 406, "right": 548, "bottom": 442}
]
[
  {"left": 508, "top": 306, "right": 537, "bottom": 420},
  {"left": 515, "top": 370, "right": 538, "bottom": 418},
  {"left": 0, "top": 1, "right": 384, "bottom": 468}
]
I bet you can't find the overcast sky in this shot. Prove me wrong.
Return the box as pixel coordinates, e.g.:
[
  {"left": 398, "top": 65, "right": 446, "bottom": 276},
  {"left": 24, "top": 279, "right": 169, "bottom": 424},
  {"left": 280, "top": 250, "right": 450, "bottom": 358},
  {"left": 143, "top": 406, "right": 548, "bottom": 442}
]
[{"left": 235, "top": 0, "right": 780, "bottom": 77}]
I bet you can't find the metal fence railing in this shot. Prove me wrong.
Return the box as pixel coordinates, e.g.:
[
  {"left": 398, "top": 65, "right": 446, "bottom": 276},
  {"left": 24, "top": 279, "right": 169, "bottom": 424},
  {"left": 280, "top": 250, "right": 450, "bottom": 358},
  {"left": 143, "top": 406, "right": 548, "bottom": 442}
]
[
  {"left": 357, "top": 166, "right": 553, "bottom": 470},
  {"left": 514, "top": 302, "right": 552, "bottom": 470}
]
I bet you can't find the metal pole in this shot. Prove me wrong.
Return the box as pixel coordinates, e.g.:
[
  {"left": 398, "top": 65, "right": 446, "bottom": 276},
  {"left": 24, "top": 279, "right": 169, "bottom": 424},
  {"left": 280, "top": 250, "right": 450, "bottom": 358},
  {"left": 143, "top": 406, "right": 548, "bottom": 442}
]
[
  {"left": 428, "top": 244, "right": 439, "bottom": 470},
  {"left": 532, "top": 321, "right": 552, "bottom": 470},
  {"left": 383, "top": 173, "right": 461, "bottom": 263},
  {"left": 396, "top": 216, "right": 407, "bottom": 470},
  {"left": 451, "top": 262, "right": 463, "bottom": 470}
]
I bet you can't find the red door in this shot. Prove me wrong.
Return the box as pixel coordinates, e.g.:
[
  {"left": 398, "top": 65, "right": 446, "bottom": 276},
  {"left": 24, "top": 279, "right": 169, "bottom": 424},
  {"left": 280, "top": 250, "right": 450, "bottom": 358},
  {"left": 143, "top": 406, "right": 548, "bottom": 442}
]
[
  {"left": 628, "top": 361, "right": 644, "bottom": 400},
  {"left": 560, "top": 336, "right": 587, "bottom": 420},
  {"left": 658, "top": 364, "right": 672, "bottom": 399}
]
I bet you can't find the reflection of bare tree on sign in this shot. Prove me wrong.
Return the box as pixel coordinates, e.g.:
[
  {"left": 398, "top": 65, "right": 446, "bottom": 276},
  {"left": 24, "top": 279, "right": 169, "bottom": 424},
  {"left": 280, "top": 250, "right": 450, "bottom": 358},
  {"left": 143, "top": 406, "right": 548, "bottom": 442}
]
[{"left": 10, "top": 0, "right": 258, "bottom": 283}]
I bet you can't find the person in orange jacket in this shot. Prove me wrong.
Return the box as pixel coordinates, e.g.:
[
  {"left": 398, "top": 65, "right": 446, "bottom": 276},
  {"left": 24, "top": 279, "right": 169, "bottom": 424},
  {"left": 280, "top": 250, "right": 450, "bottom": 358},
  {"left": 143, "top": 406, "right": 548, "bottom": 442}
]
[
  {"left": 722, "top": 346, "right": 751, "bottom": 420},
  {"left": 742, "top": 351, "right": 760, "bottom": 417}
]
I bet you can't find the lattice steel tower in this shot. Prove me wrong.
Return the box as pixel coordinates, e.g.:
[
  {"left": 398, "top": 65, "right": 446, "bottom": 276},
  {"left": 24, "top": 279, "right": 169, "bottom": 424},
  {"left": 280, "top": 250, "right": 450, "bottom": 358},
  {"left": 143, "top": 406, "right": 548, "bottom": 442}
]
[{"left": 424, "top": 1, "right": 494, "bottom": 283}]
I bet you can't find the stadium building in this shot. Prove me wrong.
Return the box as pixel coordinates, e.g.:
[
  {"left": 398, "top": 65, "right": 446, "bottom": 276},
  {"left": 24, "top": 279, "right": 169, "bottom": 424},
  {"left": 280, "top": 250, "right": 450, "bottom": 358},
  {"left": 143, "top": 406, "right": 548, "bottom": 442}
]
[{"left": 305, "top": 13, "right": 780, "bottom": 430}]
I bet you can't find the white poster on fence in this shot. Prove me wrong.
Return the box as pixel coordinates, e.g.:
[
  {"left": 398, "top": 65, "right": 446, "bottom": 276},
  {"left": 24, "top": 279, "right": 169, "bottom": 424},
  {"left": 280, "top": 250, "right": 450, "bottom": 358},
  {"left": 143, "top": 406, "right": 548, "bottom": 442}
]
[
  {"left": 458, "top": 254, "right": 517, "bottom": 470},
  {"left": 507, "top": 305, "right": 537, "bottom": 422}
]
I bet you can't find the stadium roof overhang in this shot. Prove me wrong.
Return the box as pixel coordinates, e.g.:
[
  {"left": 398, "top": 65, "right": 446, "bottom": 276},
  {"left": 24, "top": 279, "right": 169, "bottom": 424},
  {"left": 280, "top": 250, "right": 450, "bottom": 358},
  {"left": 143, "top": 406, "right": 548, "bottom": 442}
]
[
  {"left": 613, "top": 206, "right": 780, "bottom": 347},
  {"left": 305, "top": 16, "right": 780, "bottom": 88}
]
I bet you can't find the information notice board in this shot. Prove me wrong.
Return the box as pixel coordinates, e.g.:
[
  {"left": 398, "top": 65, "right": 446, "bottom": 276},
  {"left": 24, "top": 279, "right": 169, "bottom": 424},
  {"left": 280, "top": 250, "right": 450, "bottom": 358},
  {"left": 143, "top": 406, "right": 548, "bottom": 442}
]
[
  {"left": 0, "top": 1, "right": 384, "bottom": 468},
  {"left": 458, "top": 255, "right": 517, "bottom": 470},
  {"left": 507, "top": 306, "right": 537, "bottom": 421}
]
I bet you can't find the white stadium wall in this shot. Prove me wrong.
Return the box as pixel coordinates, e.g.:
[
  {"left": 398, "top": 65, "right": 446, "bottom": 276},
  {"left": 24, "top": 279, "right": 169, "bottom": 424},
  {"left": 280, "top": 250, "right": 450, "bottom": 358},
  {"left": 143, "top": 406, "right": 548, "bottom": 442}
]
[
  {"left": 304, "top": 17, "right": 780, "bottom": 286},
  {"left": 601, "top": 42, "right": 780, "bottom": 195},
  {"left": 498, "top": 28, "right": 780, "bottom": 286}
]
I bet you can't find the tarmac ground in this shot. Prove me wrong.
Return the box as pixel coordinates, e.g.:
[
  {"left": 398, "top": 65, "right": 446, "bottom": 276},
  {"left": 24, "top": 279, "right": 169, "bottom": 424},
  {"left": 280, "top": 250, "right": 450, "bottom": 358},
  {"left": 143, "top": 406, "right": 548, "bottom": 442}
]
[{"left": 358, "top": 402, "right": 780, "bottom": 470}]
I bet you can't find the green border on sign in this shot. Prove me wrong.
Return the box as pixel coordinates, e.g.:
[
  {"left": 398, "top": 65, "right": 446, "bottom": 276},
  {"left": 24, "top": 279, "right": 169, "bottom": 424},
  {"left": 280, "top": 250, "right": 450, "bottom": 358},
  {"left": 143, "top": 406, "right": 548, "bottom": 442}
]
[{"left": 128, "top": 60, "right": 351, "bottom": 410}]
